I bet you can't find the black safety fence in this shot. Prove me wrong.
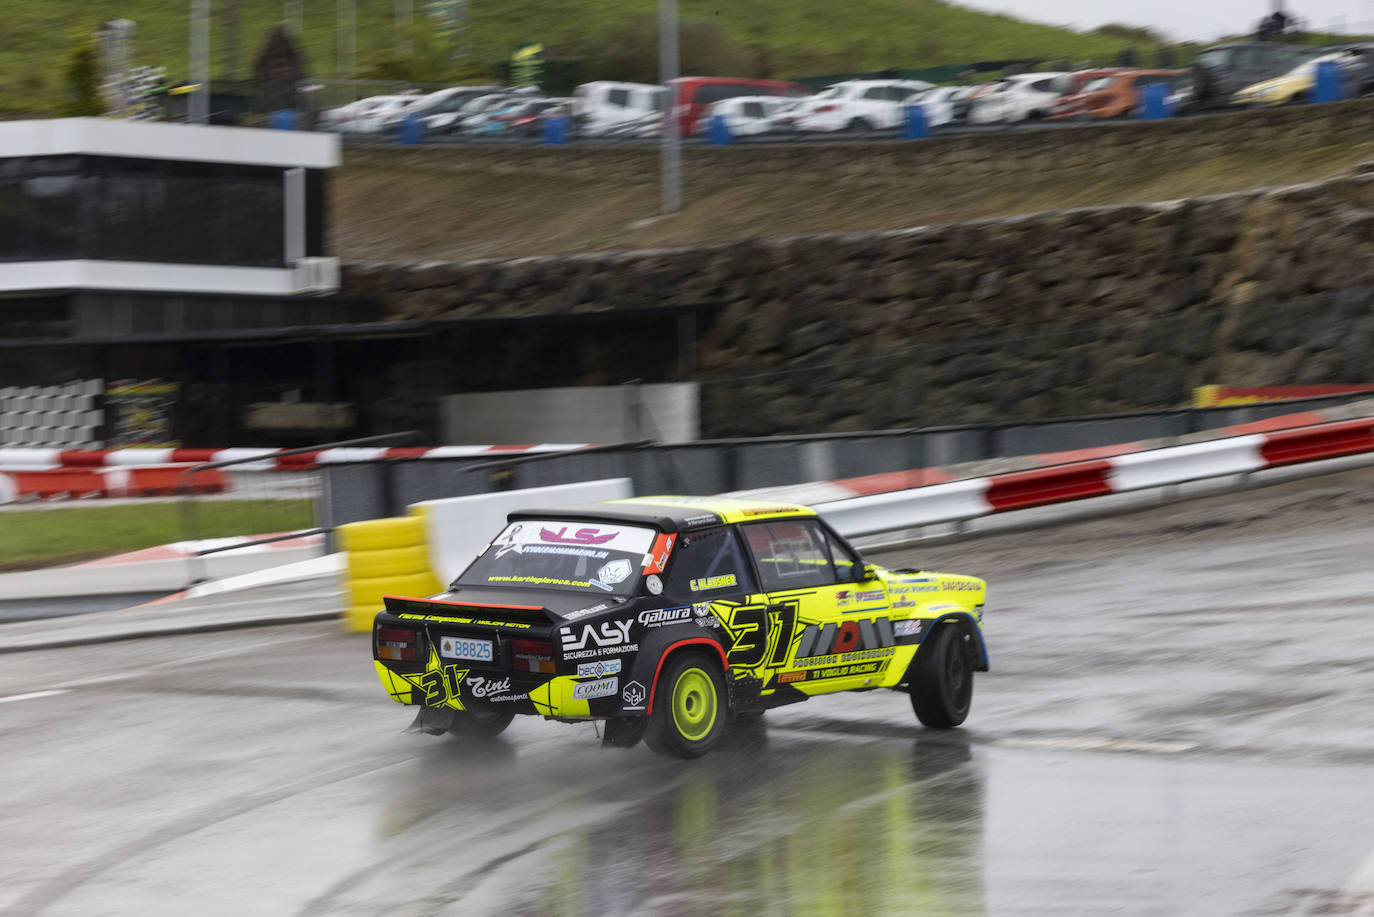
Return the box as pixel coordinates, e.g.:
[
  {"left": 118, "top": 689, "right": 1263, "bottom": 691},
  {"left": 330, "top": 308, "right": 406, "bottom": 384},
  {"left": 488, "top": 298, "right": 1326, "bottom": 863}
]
[{"left": 317, "top": 391, "right": 1374, "bottom": 529}]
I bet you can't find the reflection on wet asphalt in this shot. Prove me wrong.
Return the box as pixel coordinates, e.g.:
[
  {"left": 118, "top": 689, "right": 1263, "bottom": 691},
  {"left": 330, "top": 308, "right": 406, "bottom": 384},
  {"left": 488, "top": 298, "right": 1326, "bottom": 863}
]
[{"left": 2, "top": 473, "right": 1374, "bottom": 916}]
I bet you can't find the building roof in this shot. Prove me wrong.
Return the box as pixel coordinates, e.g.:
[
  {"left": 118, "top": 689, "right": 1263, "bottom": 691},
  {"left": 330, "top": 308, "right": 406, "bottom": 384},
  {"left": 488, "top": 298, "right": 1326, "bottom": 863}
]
[
  {"left": 0, "top": 118, "right": 338, "bottom": 170},
  {"left": 508, "top": 495, "right": 816, "bottom": 531}
]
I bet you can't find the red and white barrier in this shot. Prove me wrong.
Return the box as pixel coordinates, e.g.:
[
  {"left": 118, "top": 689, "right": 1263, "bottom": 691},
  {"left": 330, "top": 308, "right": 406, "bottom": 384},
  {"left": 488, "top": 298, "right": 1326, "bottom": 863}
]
[
  {"left": 817, "top": 417, "right": 1374, "bottom": 537},
  {"left": 0, "top": 466, "right": 226, "bottom": 503},
  {"left": 0, "top": 443, "right": 590, "bottom": 472}
]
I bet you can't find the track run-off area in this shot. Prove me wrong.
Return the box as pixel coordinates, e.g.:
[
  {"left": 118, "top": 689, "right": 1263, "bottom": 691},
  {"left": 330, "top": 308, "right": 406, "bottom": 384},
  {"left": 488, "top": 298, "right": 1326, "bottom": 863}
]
[{"left": 3, "top": 469, "right": 1374, "bottom": 916}]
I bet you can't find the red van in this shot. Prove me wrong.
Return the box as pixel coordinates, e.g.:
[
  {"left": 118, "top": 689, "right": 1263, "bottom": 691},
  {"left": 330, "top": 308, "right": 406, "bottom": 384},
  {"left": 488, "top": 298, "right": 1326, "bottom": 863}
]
[{"left": 667, "top": 77, "right": 814, "bottom": 136}]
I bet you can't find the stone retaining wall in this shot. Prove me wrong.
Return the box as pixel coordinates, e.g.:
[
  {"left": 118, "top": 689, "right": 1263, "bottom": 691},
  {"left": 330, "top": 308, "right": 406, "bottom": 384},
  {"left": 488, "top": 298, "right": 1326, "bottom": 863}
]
[{"left": 342, "top": 168, "right": 1374, "bottom": 436}]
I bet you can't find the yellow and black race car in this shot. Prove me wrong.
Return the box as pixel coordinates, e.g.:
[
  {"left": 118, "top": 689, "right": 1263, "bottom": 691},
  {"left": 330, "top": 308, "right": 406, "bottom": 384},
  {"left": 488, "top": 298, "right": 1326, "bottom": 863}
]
[{"left": 372, "top": 496, "right": 988, "bottom": 758}]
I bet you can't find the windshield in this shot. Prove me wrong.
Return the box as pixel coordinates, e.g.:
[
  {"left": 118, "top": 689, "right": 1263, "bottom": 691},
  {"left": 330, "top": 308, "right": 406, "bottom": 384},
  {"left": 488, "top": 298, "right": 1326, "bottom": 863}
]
[
  {"left": 457, "top": 520, "right": 659, "bottom": 595},
  {"left": 1083, "top": 77, "right": 1115, "bottom": 91}
]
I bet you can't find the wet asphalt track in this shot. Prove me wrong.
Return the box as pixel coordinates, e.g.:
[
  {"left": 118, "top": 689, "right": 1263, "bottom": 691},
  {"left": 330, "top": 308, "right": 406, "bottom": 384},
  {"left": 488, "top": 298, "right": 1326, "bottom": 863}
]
[{"left": 2, "top": 471, "right": 1374, "bottom": 917}]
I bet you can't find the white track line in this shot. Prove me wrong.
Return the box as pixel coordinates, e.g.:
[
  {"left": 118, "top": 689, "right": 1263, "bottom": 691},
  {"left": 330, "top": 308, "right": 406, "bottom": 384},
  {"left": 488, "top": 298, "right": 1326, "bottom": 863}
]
[{"left": 0, "top": 689, "right": 69, "bottom": 704}]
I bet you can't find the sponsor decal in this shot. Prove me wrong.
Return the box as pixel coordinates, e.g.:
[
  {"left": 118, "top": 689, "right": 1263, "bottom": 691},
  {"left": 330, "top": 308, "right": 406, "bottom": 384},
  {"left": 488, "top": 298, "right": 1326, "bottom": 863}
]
[
  {"left": 572, "top": 677, "right": 619, "bottom": 700},
  {"left": 941, "top": 580, "right": 981, "bottom": 592},
  {"left": 696, "top": 617, "right": 720, "bottom": 629},
  {"left": 836, "top": 588, "right": 885, "bottom": 606},
  {"left": 642, "top": 533, "right": 676, "bottom": 574},
  {"left": 777, "top": 671, "right": 807, "bottom": 684},
  {"left": 622, "top": 680, "right": 647, "bottom": 707},
  {"left": 739, "top": 506, "right": 796, "bottom": 517},
  {"left": 890, "top": 584, "right": 940, "bottom": 595},
  {"left": 645, "top": 574, "right": 663, "bottom": 595},
  {"left": 596, "top": 559, "right": 632, "bottom": 586},
  {"left": 639, "top": 607, "right": 692, "bottom": 627},
  {"left": 806, "top": 660, "right": 888, "bottom": 680},
  {"left": 541, "top": 526, "right": 618, "bottom": 546},
  {"left": 576, "top": 659, "right": 622, "bottom": 678},
  {"left": 796, "top": 647, "right": 896, "bottom": 668},
  {"left": 893, "top": 619, "right": 925, "bottom": 638},
  {"left": 488, "top": 693, "right": 528, "bottom": 703},
  {"left": 892, "top": 598, "right": 917, "bottom": 608},
  {"left": 795, "top": 616, "right": 896, "bottom": 660},
  {"left": 693, "top": 603, "right": 711, "bottom": 617},
  {"left": 563, "top": 644, "right": 637, "bottom": 660},
  {"left": 562, "top": 602, "right": 613, "bottom": 621},
  {"left": 683, "top": 514, "right": 719, "bottom": 527},
  {"left": 690, "top": 574, "right": 737, "bottom": 592},
  {"left": 561, "top": 619, "right": 633, "bottom": 652},
  {"left": 396, "top": 614, "right": 534, "bottom": 629},
  {"left": 465, "top": 675, "right": 513, "bottom": 698}
]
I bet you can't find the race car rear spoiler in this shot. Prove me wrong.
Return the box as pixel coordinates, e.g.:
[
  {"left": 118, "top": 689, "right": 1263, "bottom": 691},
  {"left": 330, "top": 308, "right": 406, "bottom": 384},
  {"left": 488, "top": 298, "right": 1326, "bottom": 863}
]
[{"left": 382, "top": 594, "right": 557, "bottom": 625}]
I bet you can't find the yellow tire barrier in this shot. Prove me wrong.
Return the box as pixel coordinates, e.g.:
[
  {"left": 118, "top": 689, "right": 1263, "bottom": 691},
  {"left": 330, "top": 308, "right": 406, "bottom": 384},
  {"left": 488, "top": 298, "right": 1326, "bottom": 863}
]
[{"left": 339, "top": 516, "right": 441, "bottom": 633}]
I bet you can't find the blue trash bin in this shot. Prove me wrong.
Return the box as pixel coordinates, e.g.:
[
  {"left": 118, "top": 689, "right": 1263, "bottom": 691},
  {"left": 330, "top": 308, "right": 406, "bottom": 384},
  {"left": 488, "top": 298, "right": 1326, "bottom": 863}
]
[
  {"left": 904, "top": 104, "right": 929, "bottom": 139},
  {"left": 708, "top": 114, "right": 734, "bottom": 145},
  {"left": 400, "top": 112, "right": 425, "bottom": 145},
  {"left": 1139, "top": 83, "right": 1171, "bottom": 120},
  {"left": 1314, "top": 59, "right": 1343, "bottom": 103},
  {"left": 270, "top": 109, "right": 298, "bottom": 131},
  {"left": 543, "top": 114, "right": 570, "bottom": 145}
]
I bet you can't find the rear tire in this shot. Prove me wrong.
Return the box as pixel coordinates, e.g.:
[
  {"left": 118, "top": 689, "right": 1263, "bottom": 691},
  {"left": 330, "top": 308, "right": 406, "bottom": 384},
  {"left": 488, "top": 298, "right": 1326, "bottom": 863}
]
[
  {"left": 909, "top": 626, "right": 974, "bottom": 728},
  {"left": 847, "top": 118, "right": 873, "bottom": 133},
  {"left": 643, "top": 651, "right": 726, "bottom": 758},
  {"left": 447, "top": 705, "right": 514, "bottom": 739}
]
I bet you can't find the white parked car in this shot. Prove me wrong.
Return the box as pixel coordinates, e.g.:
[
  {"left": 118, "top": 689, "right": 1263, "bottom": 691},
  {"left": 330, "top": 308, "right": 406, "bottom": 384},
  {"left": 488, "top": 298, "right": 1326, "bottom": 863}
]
[
  {"left": 385, "top": 86, "right": 500, "bottom": 133},
  {"left": 967, "top": 73, "right": 1068, "bottom": 124},
  {"left": 693, "top": 96, "right": 798, "bottom": 136},
  {"left": 318, "top": 95, "right": 413, "bottom": 133},
  {"left": 912, "top": 86, "right": 966, "bottom": 127},
  {"left": 793, "top": 79, "right": 934, "bottom": 132},
  {"left": 572, "top": 81, "right": 667, "bottom": 137}
]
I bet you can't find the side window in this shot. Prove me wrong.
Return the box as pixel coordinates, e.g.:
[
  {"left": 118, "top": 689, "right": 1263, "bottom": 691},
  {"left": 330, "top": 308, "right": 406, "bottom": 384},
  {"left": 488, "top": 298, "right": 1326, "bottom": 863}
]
[
  {"left": 743, "top": 520, "right": 837, "bottom": 592},
  {"left": 862, "top": 86, "right": 889, "bottom": 100},
  {"left": 662, "top": 527, "right": 755, "bottom": 604},
  {"left": 742, "top": 101, "right": 764, "bottom": 119},
  {"left": 822, "top": 528, "right": 859, "bottom": 582},
  {"left": 607, "top": 88, "right": 630, "bottom": 108}
]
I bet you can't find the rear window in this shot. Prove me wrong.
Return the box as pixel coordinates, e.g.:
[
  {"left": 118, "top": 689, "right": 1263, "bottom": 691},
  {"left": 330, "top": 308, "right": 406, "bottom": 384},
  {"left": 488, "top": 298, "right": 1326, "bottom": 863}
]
[
  {"left": 458, "top": 520, "right": 658, "bottom": 595},
  {"left": 607, "top": 88, "right": 630, "bottom": 107}
]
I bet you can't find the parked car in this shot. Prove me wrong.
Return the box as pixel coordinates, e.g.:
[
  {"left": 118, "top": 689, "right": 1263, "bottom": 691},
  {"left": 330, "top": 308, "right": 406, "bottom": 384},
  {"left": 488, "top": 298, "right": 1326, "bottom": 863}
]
[
  {"left": 455, "top": 93, "right": 533, "bottom": 134},
  {"left": 1190, "top": 41, "right": 1317, "bottom": 109},
  {"left": 1073, "top": 69, "right": 1189, "bottom": 118},
  {"left": 394, "top": 85, "right": 500, "bottom": 134},
  {"left": 319, "top": 94, "right": 416, "bottom": 133},
  {"left": 967, "top": 72, "right": 1068, "bottom": 124},
  {"left": 1231, "top": 49, "right": 1364, "bottom": 107},
  {"left": 573, "top": 81, "right": 667, "bottom": 137},
  {"left": 371, "top": 496, "right": 990, "bottom": 758},
  {"left": 793, "top": 79, "right": 933, "bottom": 133},
  {"left": 495, "top": 98, "right": 574, "bottom": 137},
  {"left": 693, "top": 96, "right": 800, "bottom": 136},
  {"left": 1047, "top": 69, "right": 1128, "bottom": 119},
  {"left": 943, "top": 85, "right": 984, "bottom": 124},
  {"left": 667, "top": 77, "right": 814, "bottom": 136},
  {"left": 912, "top": 86, "right": 968, "bottom": 127}
]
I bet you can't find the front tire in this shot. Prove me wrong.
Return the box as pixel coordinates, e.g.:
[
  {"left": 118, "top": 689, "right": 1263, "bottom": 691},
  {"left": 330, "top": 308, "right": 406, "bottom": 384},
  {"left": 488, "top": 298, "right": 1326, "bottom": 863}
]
[
  {"left": 447, "top": 705, "right": 515, "bottom": 739},
  {"left": 643, "top": 651, "right": 726, "bottom": 758},
  {"left": 909, "top": 626, "right": 974, "bottom": 728}
]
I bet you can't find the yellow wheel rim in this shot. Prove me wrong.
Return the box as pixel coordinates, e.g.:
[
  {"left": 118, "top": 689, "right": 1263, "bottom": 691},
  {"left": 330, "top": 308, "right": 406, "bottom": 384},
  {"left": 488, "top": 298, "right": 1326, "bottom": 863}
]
[{"left": 672, "top": 667, "right": 718, "bottom": 742}]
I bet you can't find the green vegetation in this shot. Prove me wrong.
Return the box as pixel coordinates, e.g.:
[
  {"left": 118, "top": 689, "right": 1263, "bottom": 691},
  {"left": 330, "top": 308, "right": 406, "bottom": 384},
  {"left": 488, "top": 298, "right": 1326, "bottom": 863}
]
[
  {"left": 0, "top": 499, "right": 313, "bottom": 571},
  {"left": 1, "top": 0, "right": 1180, "bottom": 111}
]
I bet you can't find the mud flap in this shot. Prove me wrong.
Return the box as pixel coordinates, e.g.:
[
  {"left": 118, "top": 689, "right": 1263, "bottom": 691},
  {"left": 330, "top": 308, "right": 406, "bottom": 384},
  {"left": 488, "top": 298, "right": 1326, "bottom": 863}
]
[
  {"left": 602, "top": 717, "right": 648, "bottom": 748},
  {"left": 406, "top": 706, "right": 456, "bottom": 735}
]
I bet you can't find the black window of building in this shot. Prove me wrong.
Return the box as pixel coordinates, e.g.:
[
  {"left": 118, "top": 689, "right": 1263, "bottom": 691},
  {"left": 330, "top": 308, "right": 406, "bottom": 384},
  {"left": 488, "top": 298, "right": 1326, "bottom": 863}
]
[{"left": 0, "top": 154, "right": 288, "bottom": 268}]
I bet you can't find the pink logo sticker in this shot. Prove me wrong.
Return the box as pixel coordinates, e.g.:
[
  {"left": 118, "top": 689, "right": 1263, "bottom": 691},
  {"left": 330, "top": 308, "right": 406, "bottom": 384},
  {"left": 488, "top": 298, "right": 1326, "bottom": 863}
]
[{"left": 540, "top": 526, "right": 618, "bottom": 545}]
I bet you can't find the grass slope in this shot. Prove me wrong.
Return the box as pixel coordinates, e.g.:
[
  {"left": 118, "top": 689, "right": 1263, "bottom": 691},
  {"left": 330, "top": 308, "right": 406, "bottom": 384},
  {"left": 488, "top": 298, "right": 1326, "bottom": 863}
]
[
  {"left": 0, "top": 499, "right": 313, "bottom": 571},
  {"left": 4, "top": 0, "right": 1154, "bottom": 111}
]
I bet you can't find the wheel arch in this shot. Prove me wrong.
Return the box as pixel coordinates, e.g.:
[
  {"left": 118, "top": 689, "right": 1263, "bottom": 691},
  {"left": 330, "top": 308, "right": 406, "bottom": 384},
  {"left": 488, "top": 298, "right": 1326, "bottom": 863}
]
[
  {"left": 644, "top": 637, "right": 729, "bottom": 715},
  {"left": 924, "top": 612, "right": 989, "bottom": 672}
]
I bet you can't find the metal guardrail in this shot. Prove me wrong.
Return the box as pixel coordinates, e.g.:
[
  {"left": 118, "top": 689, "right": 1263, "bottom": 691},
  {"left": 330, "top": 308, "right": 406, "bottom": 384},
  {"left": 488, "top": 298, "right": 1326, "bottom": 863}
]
[{"left": 177, "top": 430, "right": 424, "bottom": 584}]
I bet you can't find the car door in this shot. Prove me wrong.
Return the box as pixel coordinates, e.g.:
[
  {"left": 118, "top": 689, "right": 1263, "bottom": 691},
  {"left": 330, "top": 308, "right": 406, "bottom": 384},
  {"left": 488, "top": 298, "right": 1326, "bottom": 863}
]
[{"left": 739, "top": 518, "right": 894, "bottom": 694}]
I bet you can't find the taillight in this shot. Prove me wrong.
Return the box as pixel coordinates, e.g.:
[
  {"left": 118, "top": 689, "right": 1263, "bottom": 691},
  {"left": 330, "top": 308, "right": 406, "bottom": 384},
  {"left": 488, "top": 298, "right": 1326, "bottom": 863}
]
[
  {"left": 377, "top": 626, "right": 420, "bottom": 662},
  {"left": 512, "top": 638, "right": 556, "bottom": 673},
  {"left": 817, "top": 104, "right": 837, "bottom": 113}
]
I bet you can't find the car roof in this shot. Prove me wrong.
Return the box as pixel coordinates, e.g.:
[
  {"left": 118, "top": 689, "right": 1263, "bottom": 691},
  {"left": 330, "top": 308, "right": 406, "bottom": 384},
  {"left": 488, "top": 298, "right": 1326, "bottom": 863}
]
[{"left": 508, "top": 496, "right": 817, "bottom": 531}]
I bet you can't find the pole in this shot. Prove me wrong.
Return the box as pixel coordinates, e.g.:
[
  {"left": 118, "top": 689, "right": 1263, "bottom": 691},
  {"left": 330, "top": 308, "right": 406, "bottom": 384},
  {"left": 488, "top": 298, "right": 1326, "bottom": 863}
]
[
  {"left": 337, "top": 0, "right": 355, "bottom": 78},
  {"left": 658, "top": 0, "right": 681, "bottom": 214},
  {"left": 189, "top": 0, "right": 210, "bottom": 124},
  {"left": 396, "top": 0, "right": 413, "bottom": 56}
]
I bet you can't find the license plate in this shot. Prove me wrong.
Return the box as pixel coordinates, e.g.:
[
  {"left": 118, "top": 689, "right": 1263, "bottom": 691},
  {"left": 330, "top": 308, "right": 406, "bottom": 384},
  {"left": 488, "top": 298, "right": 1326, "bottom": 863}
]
[{"left": 439, "top": 636, "right": 493, "bottom": 662}]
